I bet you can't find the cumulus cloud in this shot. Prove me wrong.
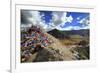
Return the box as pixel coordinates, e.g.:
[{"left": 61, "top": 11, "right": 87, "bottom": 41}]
[
  {"left": 78, "top": 16, "right": 89, "bottom": 26},
  {"left": 21, "top": 10, "right": 33, "bottom": 24},
  {"left": 38, "top": 12, "right": 68, "bottom": 31},
  {"left": 66, "top": 15, "right": 73, "bottom": 23},
  {"left": 59, "top": 15, "right": 73, "bottom": 28},
  {"left": 57, "top": 16, "right": 89, "bottom": 31},
  {"left": 21, "top": 10, "right": 49, "bottom": 30},
  {"left": 52, "top": 12, "right": 66, "bottom": 26},
  {"left": 21, "top": 10, "right": 85, "bottom": 31},
  {"left": 51, "top": 12, "right": 73, "bottom": 29},
  {"left": 52, "top": 12, "right": 73, "bottom": 25},
  {"left": 28, "top": 11, "right": 41, "bottom": 25}
]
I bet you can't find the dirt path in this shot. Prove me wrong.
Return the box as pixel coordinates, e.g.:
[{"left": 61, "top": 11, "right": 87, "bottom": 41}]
[{"left": 47, "top": 34, "right": 77, "bottom": 60}]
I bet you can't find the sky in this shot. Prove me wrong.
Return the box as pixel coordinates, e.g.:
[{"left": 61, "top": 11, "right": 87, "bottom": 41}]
[{"left": 21, "top": 10, "right": 90, "bottom": 31}]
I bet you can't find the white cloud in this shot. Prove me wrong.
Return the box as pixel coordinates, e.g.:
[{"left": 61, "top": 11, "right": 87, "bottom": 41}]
[
  {"left": 58, "top": 15, "right": 73, "bottom": 28},
  {"left": 66, "top": 15, "right": 73, "bottom": 23},
  {"left": 21, "top": 10, "right": 49, "bottom": 31},
  {"left": 56, "top": 15, "right": 89, "bottom": 31},
  {"left": 78, "top": 18, "right": 85, "bottom": 24},
  {"left": 21, "top": 10, "right": 75, "bottom": 31},
  {"left": 29, "top": 11, "right": 41, "bottom": 24},
  {"left": 77, "top": 17, "right": 80, "bottom": 20},
  {"left": 61, "top": 12, "right": 68, "bottom": 23},
  {"left": 52, "top": 12, "right": 73, "bottom": 25},
  {"left": 21, "top": 23, "right": 32, "bottom": 31},
  {"left": 52, "top": 12, "right": 66, "bottom": 26},
  {"left": 51, "top": 12, "right": 73, "bottom": 29},
  {"left": 56, "top": 26, "right": 89, "bottom": 31},
  {"left": 78, "top": 16, "right": 89, "bottom": 26}
]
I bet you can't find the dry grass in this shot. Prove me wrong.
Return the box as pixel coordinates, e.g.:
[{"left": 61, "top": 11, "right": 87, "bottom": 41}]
[
  {"left": 60, "top": 38, "right": 81, "bottom": 46},
  {"left": 60, "top": 35, "right": 89, "bottom": 46}
]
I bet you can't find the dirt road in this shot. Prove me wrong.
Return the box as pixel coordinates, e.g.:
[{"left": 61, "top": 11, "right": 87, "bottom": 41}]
[{"left": 47, "top": 34, "right": 77, "bottom": 60}]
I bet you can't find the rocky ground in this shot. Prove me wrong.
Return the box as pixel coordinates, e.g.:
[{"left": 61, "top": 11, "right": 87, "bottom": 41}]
[{"left": 21, "top": 25, "right": 89, "bottom": 63}]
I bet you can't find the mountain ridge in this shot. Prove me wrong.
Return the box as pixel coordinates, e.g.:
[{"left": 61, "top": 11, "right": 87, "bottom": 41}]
[{"left": 47, "top": 28, "right": 89, "bottom": 39}]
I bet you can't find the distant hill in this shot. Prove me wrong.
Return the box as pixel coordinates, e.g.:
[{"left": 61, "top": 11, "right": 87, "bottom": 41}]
[
  {"left": 47, "top": 29, "right": 89, "bottom": 39},
  {"left": 47, "top": 29, "right": 70, "bottom": 39}
]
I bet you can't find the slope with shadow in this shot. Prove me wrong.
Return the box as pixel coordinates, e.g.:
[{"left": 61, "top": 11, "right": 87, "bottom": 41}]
[
  {"left": 47, "top": 29, "right": 89, "bottom": 39},
  {"left": 27, "top": 33, "right": 76, "bottom": 62},
  {"left": 21, "top": 25, "right": 77, "bottom": 62}
]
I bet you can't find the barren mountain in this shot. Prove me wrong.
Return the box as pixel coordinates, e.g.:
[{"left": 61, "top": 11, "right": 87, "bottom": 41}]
[
  {"left": 21, "top": 26, "right": 89, "bottom": 63},
  {"left": 27, "top": 33, "right": 77, "bottom": 62}
]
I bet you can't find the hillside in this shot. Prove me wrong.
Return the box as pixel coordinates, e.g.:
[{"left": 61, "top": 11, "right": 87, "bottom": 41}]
[
  {"left": 47, "top": 28, "right": 90, "bottom": 60},
  {"left": 21, "top": 25, "right": 79, "bottom": 62},
  {"left": 21, "top": 25, "right": 89, "bottom": 63},
  {"left": 47, "top": 29, "right": 89, "bottom": 39},
  {"left": 27, "top": 33, "right": 77, "bottom": 62}
]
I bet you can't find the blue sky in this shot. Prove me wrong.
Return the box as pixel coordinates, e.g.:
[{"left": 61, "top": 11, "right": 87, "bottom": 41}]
[
  {"left": 40, "top": 11, "right": 52, "bottom": 24},
  {"left": 61, "top": 12, "right": 89, "bottom": 27},
  {"left": 21, "top": 10, "right": 90, "bottom": 31},
  {"left": 39, "top": 11, "right": 90, "bottom": 30}
]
